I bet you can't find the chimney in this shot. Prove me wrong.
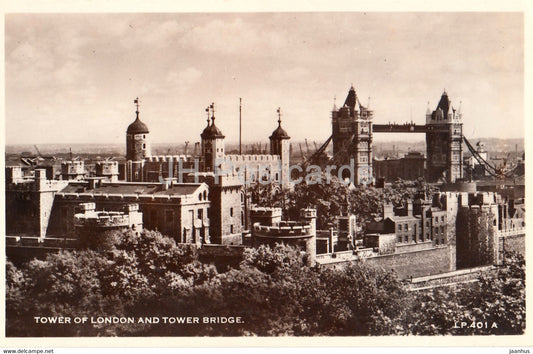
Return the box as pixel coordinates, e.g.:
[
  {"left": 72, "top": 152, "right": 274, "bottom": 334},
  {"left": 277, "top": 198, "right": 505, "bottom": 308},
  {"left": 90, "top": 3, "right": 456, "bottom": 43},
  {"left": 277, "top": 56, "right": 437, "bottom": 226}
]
[{"left": 383, "top": 203, "right": 394, "bottom": 219}]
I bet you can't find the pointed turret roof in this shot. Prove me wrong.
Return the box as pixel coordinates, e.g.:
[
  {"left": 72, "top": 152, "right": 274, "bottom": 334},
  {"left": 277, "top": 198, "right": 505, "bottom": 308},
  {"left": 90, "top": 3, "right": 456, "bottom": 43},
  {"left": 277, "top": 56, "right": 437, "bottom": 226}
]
[
  {"left": 432, "top": 90, "right": 454, "bottom": 118},
  {"left": 344, "top": 84, "right": 357, "bottom": 110}
]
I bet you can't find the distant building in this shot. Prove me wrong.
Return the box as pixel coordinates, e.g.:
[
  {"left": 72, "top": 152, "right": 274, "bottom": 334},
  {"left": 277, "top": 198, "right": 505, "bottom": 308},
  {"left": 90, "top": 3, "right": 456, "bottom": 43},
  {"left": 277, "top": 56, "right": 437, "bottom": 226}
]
[{"left": 373, "top": 151, "right": 426, "bottom": 182}]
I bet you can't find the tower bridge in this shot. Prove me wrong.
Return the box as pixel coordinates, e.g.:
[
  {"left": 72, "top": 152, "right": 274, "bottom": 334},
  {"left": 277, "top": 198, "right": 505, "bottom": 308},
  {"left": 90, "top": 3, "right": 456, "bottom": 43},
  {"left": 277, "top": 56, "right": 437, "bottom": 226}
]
[{"left": 305, "top": 86, "right": 464, "bottom": 184}]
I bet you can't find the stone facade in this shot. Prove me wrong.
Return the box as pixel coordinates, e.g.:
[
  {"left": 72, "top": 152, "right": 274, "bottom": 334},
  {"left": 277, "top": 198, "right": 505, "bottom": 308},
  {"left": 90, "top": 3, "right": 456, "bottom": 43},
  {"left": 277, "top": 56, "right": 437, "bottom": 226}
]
[
  {"left": 331, "top": 85, "right": 373, "bottom": 184},
  {"left": 5, "top": 168, "right": 69, "bottom": 239},
  {"left": 74, "top": 202, "right": 143, "bottom": 238},
  {"left": 49, "top": 180, "right": 211, "bottom": 245},
  {"left": 373, "top": 152, "right": 426, "bottom": 182},
  {"left": 252, "top": 208, "right": 317, "bottom": 266},
  {"left": 425, "top": 91, "right": 463, "bottom": 182}
]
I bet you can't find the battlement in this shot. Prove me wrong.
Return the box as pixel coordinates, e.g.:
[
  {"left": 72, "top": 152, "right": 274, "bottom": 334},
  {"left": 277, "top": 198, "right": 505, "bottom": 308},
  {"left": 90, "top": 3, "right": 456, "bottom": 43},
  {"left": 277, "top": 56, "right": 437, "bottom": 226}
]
[
  {"left": 253, "top": 221, "right": 314, "bottom": 238},
  {"left": 426, "top": 110, "right": 462, "bottom": 124},
  {"left": 300, "top": 208, "right": 317, "bottom": 219},
  {"left": 225, "top": 154, "right": 281, "bottom": 162},
  {"left": 74, "top": 203, "right": 142, "bottom": 229},
  {"left": 250, "top": 207, "right": 282, "bottom": 216},
  {"left": 146, "top": 155, "right": 194, "bottom": 163}
]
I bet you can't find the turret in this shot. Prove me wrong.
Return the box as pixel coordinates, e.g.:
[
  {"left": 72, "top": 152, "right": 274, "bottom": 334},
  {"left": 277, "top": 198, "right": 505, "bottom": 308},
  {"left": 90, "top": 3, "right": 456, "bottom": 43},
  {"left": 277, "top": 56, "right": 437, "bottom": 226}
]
[
  {"left": 200, "top": 103, "right": 225, "bottom": 173},
  {"left": 126, "top": 97, "right": 151, "bottom": 161},
  {"left": 269, "top": 107, "right": 291, "bottom": 187},
  {"left": 126, "top": 97, "right": 150, "bottom": 182}
]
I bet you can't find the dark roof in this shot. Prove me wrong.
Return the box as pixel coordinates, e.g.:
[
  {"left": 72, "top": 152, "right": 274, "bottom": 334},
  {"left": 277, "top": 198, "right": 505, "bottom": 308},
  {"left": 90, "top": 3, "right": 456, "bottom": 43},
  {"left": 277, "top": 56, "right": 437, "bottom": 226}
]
[
  {"left": 127, "top": 113, "right": 150, "bottom": 134},
  {"left": 201, "top": 118, "right": 225, "bottom": 139},
  {"left": 58, "top": 182, "right": 204, "bottom": 197},
  {"left": 344, "top": 85, "right": 356, "bottom": 110},
  {"left": 433, "top": 90, "right": 452, "bottom": 117},
  {"left": 270, "top": 123, "right": 290, "bottom": 140}
]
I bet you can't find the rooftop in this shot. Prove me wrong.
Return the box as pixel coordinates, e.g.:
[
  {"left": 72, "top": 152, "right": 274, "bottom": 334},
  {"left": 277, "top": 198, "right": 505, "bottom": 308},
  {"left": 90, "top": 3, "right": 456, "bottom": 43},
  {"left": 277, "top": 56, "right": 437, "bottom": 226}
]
[{"left": 58, "top": 181, "right": 205, "bottom": 197}]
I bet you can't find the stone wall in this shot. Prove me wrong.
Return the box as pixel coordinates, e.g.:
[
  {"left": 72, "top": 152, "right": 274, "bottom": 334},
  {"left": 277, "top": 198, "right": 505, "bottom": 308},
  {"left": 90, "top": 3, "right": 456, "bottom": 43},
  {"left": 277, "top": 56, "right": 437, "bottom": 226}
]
[
  {"left": 498, "top": 233, "right": 525, "bottom": 257},
  {"left": 319, "top": 246, "right": 453, "bottom": 280},
  {"left": 363, "top": 246, "right": 453, "bottom": 279}
]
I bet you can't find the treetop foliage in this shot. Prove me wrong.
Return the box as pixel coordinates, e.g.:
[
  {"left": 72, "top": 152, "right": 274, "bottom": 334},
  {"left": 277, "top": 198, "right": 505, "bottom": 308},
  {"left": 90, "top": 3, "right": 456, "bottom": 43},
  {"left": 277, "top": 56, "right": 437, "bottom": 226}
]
[{"left": 6, "top": 227, "right": 524, "bottom": 337}]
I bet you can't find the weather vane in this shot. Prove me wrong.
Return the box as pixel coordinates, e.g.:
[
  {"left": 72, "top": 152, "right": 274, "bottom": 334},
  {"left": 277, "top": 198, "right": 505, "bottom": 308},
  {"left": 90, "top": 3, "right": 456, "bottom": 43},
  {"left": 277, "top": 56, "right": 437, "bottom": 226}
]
[{"left": 134, "top": 97, "right": 141, "bottom": 113}]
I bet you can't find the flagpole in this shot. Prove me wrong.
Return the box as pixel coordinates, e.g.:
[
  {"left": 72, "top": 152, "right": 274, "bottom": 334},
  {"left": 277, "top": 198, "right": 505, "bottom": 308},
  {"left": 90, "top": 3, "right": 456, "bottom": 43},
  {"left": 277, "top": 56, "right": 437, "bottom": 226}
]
[{"left": 239, "top": 98, "right": 242, "bottom": 155}]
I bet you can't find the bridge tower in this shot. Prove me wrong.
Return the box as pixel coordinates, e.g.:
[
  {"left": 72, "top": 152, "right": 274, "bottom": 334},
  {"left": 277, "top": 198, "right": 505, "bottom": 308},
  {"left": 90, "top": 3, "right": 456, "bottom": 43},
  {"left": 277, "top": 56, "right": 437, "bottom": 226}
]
[
  {"left": 331, "top": 85, "right": 373, "bottom": 184},
  {"left": 425, "top": 91, "right": 463, "bottom": 182}
]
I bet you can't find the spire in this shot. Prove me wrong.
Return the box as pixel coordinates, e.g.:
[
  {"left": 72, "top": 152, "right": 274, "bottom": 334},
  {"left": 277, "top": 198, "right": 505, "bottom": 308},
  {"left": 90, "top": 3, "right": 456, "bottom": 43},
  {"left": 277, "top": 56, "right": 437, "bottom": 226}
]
[
  {"left": 426, "top": 101, "right": 431, "bottom": 115},
  {"left": 277, "top": 107, "right": 282, "bottom": 127},
  {"left": 332, "top": 96, "right": 337, "bottom": 111},
  {"left": 344, "top": 85, "right": 357, "bottom": 110}
]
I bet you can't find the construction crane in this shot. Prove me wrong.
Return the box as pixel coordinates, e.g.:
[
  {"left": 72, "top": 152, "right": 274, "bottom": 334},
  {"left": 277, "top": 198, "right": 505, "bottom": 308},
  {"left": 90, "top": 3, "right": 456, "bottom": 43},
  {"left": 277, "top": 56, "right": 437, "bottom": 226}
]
[
  {"left": 300, "top": 135, "right": 333, "bottom": 170},
  {"left": 34, "top": 145, "right": 53, "bottom": 159},
  {"left": 299, "top": 143, "right": 306, "bottom": 162},
  {"left": 463, "top": 136, "right": 522, "bottom": 178}
]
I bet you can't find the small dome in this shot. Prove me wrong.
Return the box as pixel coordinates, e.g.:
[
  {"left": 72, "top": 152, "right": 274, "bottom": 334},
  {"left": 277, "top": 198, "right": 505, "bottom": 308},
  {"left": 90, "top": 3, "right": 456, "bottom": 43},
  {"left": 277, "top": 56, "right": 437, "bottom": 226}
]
[
  {"left": 127, "top": 115, "right": 149, "bottom": 134},
  {"left": 201, "top": 118, "right": 225, "bottom": 139},
  {"left": 270, "top": 108, "right": 290, "bottom": 140},
  {"left": 270, "top": 125, "right": 290, "bottom": 140}
]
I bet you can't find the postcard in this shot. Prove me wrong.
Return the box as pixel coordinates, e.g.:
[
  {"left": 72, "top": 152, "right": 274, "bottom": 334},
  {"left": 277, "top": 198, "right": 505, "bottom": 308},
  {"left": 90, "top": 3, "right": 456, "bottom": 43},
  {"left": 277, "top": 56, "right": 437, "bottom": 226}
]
[{"left": 2, "top": 2, "right": 531, "bottom": 349}]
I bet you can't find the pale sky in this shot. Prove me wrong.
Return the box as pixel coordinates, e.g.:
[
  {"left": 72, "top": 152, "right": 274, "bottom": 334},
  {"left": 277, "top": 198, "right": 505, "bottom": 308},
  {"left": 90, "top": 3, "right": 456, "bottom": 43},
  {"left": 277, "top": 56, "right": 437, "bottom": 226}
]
[{"left": 5, "top": 12, "right": 524, "bottom": 145}]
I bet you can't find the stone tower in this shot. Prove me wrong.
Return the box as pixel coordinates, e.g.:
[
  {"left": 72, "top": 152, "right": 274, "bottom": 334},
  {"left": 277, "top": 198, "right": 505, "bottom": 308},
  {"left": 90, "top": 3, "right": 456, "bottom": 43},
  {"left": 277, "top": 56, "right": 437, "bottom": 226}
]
[
  {"left": 331, "top": 85, "right": 373, "bottom": 185},
  {"left": 269, "top": 107, "right": 291, "bottom": 188},
  {"left": 126, "top": 97, "right": 151, "bottom": 182},
  {"left": 200, "top": 103, "right": 225, "bottom": 173},
  {"left": 426, "top": 91, "right": 463, "bottom": 183}
]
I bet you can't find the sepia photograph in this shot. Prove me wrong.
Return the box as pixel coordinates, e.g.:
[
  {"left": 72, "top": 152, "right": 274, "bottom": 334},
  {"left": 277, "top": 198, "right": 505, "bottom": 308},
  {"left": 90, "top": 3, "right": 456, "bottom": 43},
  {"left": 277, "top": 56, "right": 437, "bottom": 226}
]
[{"left": 2, "top": 5, "right": 529, "bottom": 347}]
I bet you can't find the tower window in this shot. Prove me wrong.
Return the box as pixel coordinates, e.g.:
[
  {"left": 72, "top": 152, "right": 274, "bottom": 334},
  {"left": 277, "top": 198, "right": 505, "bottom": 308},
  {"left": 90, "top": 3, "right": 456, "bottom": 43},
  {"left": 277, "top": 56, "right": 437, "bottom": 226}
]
[
  {"left": 230, "top": 207, "right": 234, "bottom": 217},
  {"left": 143, "top": 135, "right": 146, "bottom": 139},
  {"left": 143, "top": 144, "right": 146, "bottom": 149}
]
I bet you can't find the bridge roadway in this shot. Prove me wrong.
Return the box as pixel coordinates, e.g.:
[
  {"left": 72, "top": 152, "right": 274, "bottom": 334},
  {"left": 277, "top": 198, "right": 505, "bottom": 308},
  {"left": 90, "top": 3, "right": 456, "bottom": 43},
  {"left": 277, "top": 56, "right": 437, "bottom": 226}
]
[
  {"left": 372, "top": 123, "right": 453, "bottom": 133},
  {"left": 372, "top": 123, "right": 427, "bottom": 133}
]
